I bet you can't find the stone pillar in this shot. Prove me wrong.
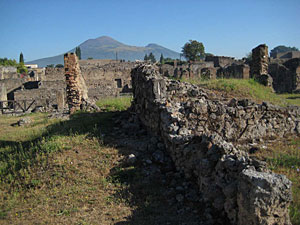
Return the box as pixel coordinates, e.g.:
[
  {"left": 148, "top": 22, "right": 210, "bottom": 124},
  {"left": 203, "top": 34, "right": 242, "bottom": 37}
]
[
  {"left": 64, "top": 53, "right": 88, "bottom": 114},
  {"left": 250, "top": 44, "right": 273, "bottom": 88},
  {"left": 250, "top": 44, "right": 269, "bottom": 78}
]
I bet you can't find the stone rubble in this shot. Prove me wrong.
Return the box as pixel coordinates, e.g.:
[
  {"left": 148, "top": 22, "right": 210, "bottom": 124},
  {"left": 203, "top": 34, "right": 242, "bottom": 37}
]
[{"left": 130, "top": 63, "right": 299, "bottom": 225}]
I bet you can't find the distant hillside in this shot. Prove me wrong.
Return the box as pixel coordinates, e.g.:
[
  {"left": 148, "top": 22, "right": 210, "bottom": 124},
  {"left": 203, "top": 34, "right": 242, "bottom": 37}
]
[{"left": 26, "top": 36, "right": 180, "bottom": 67}]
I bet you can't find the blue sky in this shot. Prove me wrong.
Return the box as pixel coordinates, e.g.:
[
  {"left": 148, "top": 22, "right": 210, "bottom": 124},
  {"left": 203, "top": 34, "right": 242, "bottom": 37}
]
[{"left": 0, "top": 0, "right": 299, "bottom": 61}]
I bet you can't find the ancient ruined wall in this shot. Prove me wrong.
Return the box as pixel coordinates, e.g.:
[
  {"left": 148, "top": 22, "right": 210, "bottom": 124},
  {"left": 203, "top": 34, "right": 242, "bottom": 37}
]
[
  {"left": 269, "top": 58, "right": 300, "bottom": 93},
  {"left": 218, "top": 64, "right": 250, "bottom": 79},
  {"left": 0, "top": 66, "right": 18, "bottom": 80},
  {"left": 131, "top": 64, "right": 297, "bottom": 225},
  {"left": 81, "top": 61, "right": 134, "bottom": 98},
  {"left": 42, "top": 67, "right": 65, "bottom": 81},
  {"left": 250, "top": 44, "right": 269, "bottom": 78},
  {"left": 205, "top": 56, "right": 235, "bottom": 67},
  {"left": 64, "top": 53, "right": 88, "bottom": 113},
  {"left": 272, "top": 51, "right": 300, "bottom": 59}
]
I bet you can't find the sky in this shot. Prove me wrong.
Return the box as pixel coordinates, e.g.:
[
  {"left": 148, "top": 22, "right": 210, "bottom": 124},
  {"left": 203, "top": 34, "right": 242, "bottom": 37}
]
[{"left": 0, "top": 0, "right": 299, "bottom": 61}]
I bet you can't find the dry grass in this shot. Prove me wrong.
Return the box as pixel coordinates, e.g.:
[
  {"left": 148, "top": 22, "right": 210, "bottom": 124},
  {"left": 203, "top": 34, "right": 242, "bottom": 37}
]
[{"left": 251, "top": 138, "right": 300, "bottom": 225}]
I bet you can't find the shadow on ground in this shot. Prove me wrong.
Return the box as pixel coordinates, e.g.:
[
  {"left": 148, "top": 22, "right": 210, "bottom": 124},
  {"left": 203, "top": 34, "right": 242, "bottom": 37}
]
[{"left": 0, "top": 111, "right": 212, "bottom": 225}]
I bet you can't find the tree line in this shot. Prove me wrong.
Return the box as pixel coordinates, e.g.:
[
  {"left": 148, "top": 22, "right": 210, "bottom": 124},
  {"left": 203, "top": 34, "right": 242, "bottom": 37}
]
[{"left": 0, "top": 52, "right": 27, "bottom": 74}]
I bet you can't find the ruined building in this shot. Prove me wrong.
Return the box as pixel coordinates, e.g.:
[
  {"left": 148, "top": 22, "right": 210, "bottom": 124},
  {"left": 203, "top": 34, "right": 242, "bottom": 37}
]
[
  {"left": 132, "top": 63, "right": 299, "bottom": 225},
  {"left": 0, "top": 59, "right": 135, "bottom": 113}
]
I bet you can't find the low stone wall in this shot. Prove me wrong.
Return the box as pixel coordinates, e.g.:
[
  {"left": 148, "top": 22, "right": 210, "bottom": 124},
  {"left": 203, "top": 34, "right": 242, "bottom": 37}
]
[{"left": 131, "top": 64, "right": 298, "bottom": 225}]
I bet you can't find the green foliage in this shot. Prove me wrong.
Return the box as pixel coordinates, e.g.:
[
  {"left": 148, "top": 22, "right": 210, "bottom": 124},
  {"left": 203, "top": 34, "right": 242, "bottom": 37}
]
[
  {"left": 159, "top": 54, "right": 164, "bottom": 64},
  {"left": 17, "top": 63, "right": 28, "bottom": 74},
  {"left": 46, "top": 64, "right": 54, "bottom": 68},
  {"left": 19, "top": 52, "right": 24, "bottom": 64},
  {"left": 0, "top": 58, "right": 18, "bottom": 67},
  {"left": 75, "top": 47, "right": 81, "bottom": 60},
  {"left": 87, "top": 57, "right": 93, "bottom": 60},
  {"left": 55, "top": 64, "right": 64, "bottom": 68},
  {"left": 144, "top": 53, "right": 156, "bottom": 63},
  {"left": 182, "top": 40, "right": 205, "bottom": 61},
  {"left": 144, "top": 54, "right": 148, "bottom": 61},
  {"left": 270, "top": 45, "right": 299, "bottom": 56},
  {"left": 148, "top": 52, "right": 156, "bottom": 63}
]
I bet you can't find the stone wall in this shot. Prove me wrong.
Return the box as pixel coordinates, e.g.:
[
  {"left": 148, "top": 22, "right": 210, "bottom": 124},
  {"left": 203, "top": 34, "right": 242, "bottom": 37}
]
[
  {"left": 271, "top": 51, "right": 300, "bottom": 59},
  {"left": 205, "top": 56, "right": 235, "bottom": 67},
  {"left": 131, "top": 64, "right": 298, "bottom": 225},
  {"left": 218, "top": 64, "right": 250, "bottom": 79},
  {"left": 64, "top": 53, "right": 88, "bottom": 113},
  {"left": 269, "top": 58, "right": 300, "bottom": 93},
  {"left": 250, "top": 44, "right": 269, "bottom": 78},
  {"left": 81, "top": 61, "right": 134, "bottom": 98},
  {"left": 0, "top": 66, "right": 18, "bottom": 80}
]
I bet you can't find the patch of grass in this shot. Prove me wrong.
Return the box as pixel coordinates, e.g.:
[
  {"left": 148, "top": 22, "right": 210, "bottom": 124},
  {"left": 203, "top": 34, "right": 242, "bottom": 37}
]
[
  {"left": 252, "top": 138, "right": 300, "bottom": 224},
  {"left": 182, "top": 77, "right": 300, "bottom": 106},
  {"left": 96, "top": 96, "right": 132, "bottom": 111}
]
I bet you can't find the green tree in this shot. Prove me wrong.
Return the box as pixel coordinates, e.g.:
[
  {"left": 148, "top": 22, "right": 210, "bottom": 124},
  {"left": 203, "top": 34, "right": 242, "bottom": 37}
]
[
  {"left": 148, "top": 52, "right": 156, "bottom": 63},
  {"left": 270, "top": 45, "right": 299, "bottom": 57},
  {"left": 182, "top": 40, "right": 205, "bottom": 61},
  {"left": 144, "top": 54, "right": 148, "bottom": 61},
  {"left": 75, "top": 47, "right": 81, "bottom": 60},
  {"left": 17, "top": 63, "right": 27, "bottom": 74},
  {"left": 0, "top": 58, "right": 18, "bottom": 67},
  {"left": 55, "top": 64, "right": 64, "bottom": 68},
  {"left": 87, "top": 57, "right": 93, "bottom": 60},
  {"left": 19, "top": 52, "right": 24, "bottom": 64},
  {"left": 159, "top": 53, "right": 165, "bottom": 64},
  {"left": 46, "top": 64, "right": 54, "bottom": 68}
]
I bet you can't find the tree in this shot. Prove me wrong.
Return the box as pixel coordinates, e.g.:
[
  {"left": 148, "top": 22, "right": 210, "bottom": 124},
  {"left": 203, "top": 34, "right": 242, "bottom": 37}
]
[
  {"left": 87, "top": 57, "right": 93, "bottom": 60},
  {"left": 182, "top": 40, "right": 205, "bottom": 61},
  {"left": 17, "top": 63, "right": 27, "bottom": 74},
  {"left": 159, "top": 53, "right": 165, "bottom": 64},
  {"left": 270, "top": 45, "right": 299, "bottom": 57},
  {"left": 46, "top": 64, "right": 54, "bottom": 68},
  {"left": 55, "top": 64, "right": 64, "bottom": 68},
  {"left": 144, "top": 54, "right": 148, "bottom": 61},
  {"left": 148, "top": 52, "right": 156, "bottom": 63},
  {"left": 75, "top": 47, "right": 81, "bottom": 60},
  {"left": 19, "top": 52, "right": 24, "bottom": 64}
]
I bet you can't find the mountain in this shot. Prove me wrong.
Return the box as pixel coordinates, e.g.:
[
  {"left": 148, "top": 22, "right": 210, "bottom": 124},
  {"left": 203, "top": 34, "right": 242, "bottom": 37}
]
[{"left": 26, "top": 36, "right": 180, "bottom": 67}]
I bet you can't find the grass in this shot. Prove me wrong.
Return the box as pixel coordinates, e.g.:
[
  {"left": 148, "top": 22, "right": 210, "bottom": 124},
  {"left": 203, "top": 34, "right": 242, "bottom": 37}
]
[
  {"left": 1, "top": 96, "right": 204, "bottom": 224},
  {"left": 0, "top": 94, "right": 299, "bottom": 224},
  {"left": 182, "top": 77, "right": 300, "bottom": 107},
  {"left": 251, "top": 138, "right": 300, "bottom": 225},
  {"left": 0, "top": 97, "right": 133, "bottom": 224},
  {"left": 96, "top": 96, "right": 132, "bottom": 111}
]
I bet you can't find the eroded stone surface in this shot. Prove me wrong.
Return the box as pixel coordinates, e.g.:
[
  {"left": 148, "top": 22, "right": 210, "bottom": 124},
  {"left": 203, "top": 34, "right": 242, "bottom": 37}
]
[{"left": 131, "top": 63, "right": 297, "bottom": 225}]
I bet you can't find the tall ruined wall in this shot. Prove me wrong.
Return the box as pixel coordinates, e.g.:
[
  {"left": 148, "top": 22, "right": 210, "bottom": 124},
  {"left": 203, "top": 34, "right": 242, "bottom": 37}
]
[
  {"left": 64, "top": 53, "right": 88, "bottom": 113},
  {"left": 131, "top": 64, "right": 298, "bottom": 225},
  {"left": 250, "top": 44, "right": 269, "bottom": 78}
]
